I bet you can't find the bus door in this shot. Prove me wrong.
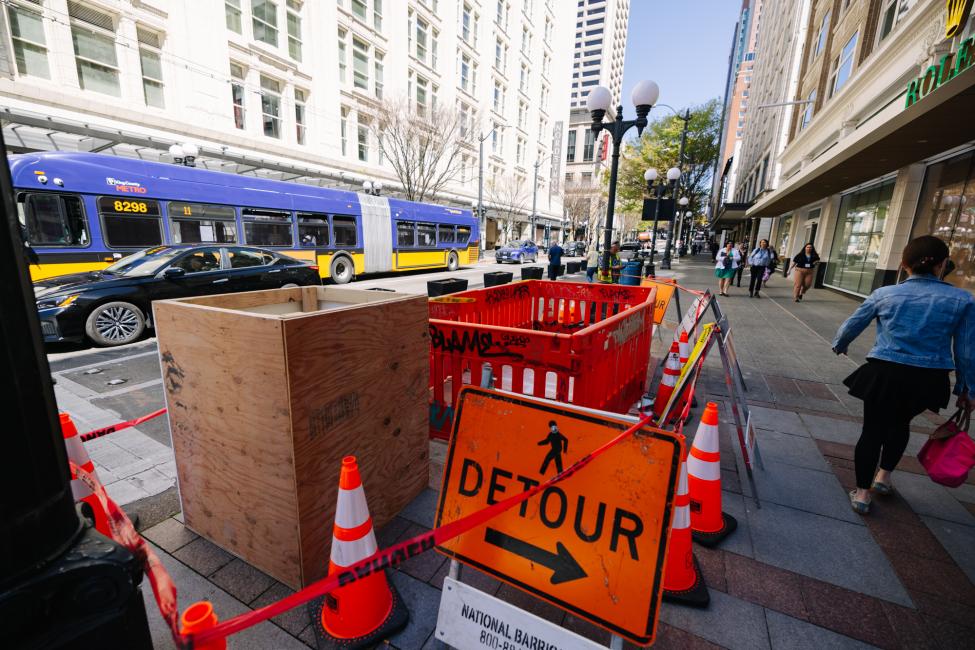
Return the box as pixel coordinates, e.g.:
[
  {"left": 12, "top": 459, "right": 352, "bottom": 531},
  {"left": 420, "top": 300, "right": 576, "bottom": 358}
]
[{"left": 359, "top": 194, "right": 392, "bottom": 273}]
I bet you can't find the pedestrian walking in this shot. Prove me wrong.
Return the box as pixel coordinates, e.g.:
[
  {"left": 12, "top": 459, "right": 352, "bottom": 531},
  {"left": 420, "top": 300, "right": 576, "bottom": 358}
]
[
  {"left": 547, "top": 241, "right": 564, "bottom": 281},
  {"left": 764, "top": 247, "right": 780, "bottom": 288},
  {"left": 714, "top": 241, "right": 741, "bottom": 296},
  {"left": 747, "top": 239, "right": 773, "bottom": 298},
  {"left": 833, "top": 236, "right": 974, "bottom": 515},
  {"left": 789, "top": 243, "right": 820, "bottom": 302},
  {"left": 586, "top": 247, "right": 599, "bottom": 283},
  {"left": 734, "top": 242, "right": 748, "bottom": 287},
  {"left": 710, "top": 240, "right": 720, "bottom": 261}
]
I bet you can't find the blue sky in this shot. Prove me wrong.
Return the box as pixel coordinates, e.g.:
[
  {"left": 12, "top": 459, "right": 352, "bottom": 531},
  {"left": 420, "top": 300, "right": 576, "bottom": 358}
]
[{"left": 620, "top": 1, "right": 743, "bottom": 114}]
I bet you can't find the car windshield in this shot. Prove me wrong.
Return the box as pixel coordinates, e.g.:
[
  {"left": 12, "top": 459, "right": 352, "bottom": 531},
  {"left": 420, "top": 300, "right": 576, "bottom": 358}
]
[{"left": 101, "top": 247, "right": 187, "bottom": 277}]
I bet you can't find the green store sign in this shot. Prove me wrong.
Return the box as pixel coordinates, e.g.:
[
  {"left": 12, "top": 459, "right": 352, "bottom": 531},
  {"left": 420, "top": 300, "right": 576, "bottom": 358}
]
[{"left": 905, "top": 35, "right": 974, "bottom": 108}]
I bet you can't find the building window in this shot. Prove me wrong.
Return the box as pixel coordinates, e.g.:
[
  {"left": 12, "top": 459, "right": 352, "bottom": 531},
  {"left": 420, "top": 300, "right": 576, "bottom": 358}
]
[
  {"left": 225, "top": 0, "right": 242, "bottom": 33},
  {"left": 582, "top": 129, "right": 594, "bottom": 162},
  {"left": 878, "top": 0, "right": 915, "bottom": 45},
  {"left": 338, "top": 28, "right": 347, "bottom": 82},
  {"left": 824, "top": 180, "right": 895, "bottom": 295},
  {"left": 566, "top": 130, "right": 576, "bottom": 162},
  {"left": 521, "top": 26, "right": 529, "bottom": 54},
  {"left": 295, "top": 88, "right": 307, "bottom": 144},
  {"left": 260, "top": 75, "right": 281, "bottom": 138},
  {"left": 375, "top": 52, "right": 384, "bottom": 99},
  {"left": 461, "top": 2, "right": 477, "bottom": 46},
  {"left": 459, "top": 53, "right": 476, "bottom": 94},
  {"left": 415, "top": 73, "right": 429, "bottom": 115},
  {"left": 8, "top": 1, "right": 50, "bottom": 79},
  {"left": 416, "top": 16, "right": 428, "bottom": 60},
  {"left": 357, "top": 120, "right": 369, "bottom": 162},
  {"left": 516, "top": 137, "right": 525, "bottom": 165},
  {"left": 230, "top": 63, "right": 246, "bottom": 129},
  {"left": 799, "top": 89, "right": 816, "bottom": 130},
  {"left": 352, "top": 37, "right": 369, "bottom": 89},
  {"left": 68, "top": 2, "right": 120, "bottom": 96},
  {"left": 137, "top": 28, "right": 164, "bottom": 108},
  {"left": 374, "top": 0, "right": 383, "bottom": 30},
  {"left": 518, "top": 101, "right": 527, "bottom": 129},
  {"left": 495, "top": 37, "right": 504, "bottom": 69},
  {"left": 813, "top": 10, "right": 830, "bottom": 59},
  {"left": 340, "top": 106, "right": 349, "bottom": 156},
  {"left": 252, "top": 0, "right": 278, "bottom": 46},
  {"left": 351, "top": 0, "right": 367, "bottom": 20},
  {"left": 520, "top": 63, "right": 528, "bottom": 91},
  {"left": 286, "top": 1, "right": 302, "bottom": 60},
  {"left": 829, "top": 32, "right": 858, "bottom": 98},
  {"left": 493, "top": 80, "right": 504, "bottom": 112}
]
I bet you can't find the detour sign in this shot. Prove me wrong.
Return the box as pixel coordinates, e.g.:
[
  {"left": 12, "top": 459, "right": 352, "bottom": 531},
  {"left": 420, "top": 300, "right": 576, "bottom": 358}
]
[{"left": 435, "top": 388, "right": 683, "bottom": 646}]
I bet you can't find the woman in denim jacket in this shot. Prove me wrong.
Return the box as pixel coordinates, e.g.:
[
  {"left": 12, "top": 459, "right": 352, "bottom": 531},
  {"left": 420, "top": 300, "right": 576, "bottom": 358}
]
[{"left": 833, "top": 236, "right": 974, "bottom": 514}]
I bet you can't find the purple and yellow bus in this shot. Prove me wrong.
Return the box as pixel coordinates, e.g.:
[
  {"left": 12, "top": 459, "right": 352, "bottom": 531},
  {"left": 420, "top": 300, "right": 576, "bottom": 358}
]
[{"left": 11, "top": 152, "right": 479, "bottom": 283}]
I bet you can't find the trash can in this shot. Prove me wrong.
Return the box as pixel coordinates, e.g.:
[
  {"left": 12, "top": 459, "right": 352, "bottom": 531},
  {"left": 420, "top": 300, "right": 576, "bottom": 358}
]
[
  {"left": 427, "top": 278, "right": 469, "bottom": 297},
  {"left": 621, "top": 259, "right": 643, "bottom": 285},
  {"left": 520, "top": 266, "right": 544, "bottom": 280},
  {"left": 565, "top": 260, "right": 582, "bottom": 274},
  {"left": 484, "top": 271, "right": 513, "bottom": 288}
]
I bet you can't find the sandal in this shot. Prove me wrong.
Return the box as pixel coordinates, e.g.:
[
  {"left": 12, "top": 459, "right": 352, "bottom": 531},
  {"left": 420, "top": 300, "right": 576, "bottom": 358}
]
[
  {"left": 849, "top": 490, "right": 871, "bottom": 514},
  {"left": 871, "top": 480, "right": 893, "bottom": 496}
]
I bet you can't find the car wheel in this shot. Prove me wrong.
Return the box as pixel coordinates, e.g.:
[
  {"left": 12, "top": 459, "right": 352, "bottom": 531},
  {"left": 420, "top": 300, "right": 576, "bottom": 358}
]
[
  {"left": 281, "top": 283, "right": 300, "bottom": 289},
  {"left": 447, "top": 251, "right": 459, "bottom": 272},
  {"left": 85, "top": 301, "right": 145, "bottom": 347},
  {"left": 330, "top": 256, "right": 353, "bottom": 284}
]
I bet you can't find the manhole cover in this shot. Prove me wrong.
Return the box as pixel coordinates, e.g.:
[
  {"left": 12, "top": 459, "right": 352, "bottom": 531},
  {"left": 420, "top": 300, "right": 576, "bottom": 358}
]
[
  {"left": 105, "top": 378, "right": 128, "bottom": 386},
  {"left": 83, "top": 368, "right": 103, "bottom": 375}
]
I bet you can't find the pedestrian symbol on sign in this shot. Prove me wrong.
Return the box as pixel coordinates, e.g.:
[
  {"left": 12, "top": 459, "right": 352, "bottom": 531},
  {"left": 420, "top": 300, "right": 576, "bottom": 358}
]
[{"left": 537, "top": 420, "right": 568, "bottom": 475}]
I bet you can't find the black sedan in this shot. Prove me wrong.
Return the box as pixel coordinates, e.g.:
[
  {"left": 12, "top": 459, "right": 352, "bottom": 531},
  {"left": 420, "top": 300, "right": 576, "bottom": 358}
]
[{"left": 35, "top": 245, "right": 321, "bottom": 346}]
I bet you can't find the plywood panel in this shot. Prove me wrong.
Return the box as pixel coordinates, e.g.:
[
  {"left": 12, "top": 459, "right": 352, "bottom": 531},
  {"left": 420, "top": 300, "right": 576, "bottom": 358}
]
[
  {"left": 284, "top": 294, "right": 430, "bottom": 585},
  {"left": 153, "top": 300, "right": 302, "bottom": 586}
]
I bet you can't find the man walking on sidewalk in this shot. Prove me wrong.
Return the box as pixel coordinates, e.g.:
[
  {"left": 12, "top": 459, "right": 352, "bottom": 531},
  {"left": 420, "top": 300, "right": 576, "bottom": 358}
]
[{"left": 547, "top": 241, "right": 564, "bottom": 281}]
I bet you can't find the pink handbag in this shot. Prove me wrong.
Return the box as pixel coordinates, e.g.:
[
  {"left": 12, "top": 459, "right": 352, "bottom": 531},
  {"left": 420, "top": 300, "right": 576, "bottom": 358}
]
[{"left": 918, "top": 410, "right": 975, "bottom": 488}]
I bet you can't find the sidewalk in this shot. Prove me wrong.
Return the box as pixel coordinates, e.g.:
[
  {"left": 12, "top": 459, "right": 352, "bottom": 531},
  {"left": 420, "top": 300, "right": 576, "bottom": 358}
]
[{"left": 135, "top": 256, "right": 975, "bottom": 649}]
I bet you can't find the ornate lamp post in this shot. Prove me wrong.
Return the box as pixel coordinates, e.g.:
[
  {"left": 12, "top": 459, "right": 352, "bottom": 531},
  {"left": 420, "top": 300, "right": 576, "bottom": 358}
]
[{"left": 587, "top": 80, "right": 659, "bottom": 281}]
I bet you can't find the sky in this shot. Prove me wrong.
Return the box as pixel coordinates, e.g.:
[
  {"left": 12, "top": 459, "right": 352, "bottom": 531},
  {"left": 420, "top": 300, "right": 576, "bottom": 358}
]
[{"left": 620, "top": 0, "right": 743, "bottom": 115}]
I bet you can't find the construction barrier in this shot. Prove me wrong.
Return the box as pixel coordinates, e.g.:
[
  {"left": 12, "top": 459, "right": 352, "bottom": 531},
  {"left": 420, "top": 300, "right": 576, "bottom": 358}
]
[{"left": 428, "top": 281, "right": 657, "bottom": 439}]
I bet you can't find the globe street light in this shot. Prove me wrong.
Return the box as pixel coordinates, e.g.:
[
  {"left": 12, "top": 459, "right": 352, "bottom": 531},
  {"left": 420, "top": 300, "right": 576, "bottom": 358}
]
[
  {"left": 588, "top": 81, "right": 658, "bottom": 282},
  {"left": 676, "top": 196, "right": 690, "bottom": 257},
  {"left": 168, "top": 142, "right": 199, "bottom": 167},
  {"left": 363, "top": 180, "right": 383, "bottom": 196}
]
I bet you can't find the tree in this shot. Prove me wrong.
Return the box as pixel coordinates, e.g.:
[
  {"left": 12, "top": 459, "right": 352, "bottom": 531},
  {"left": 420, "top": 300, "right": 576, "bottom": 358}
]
[
  {"left": 485, "top": 173, "right": 530, "bottom": 244},
  {"left": 612, "top": 98, "right": 722, "bottom": 225},
  {"left": 370, "top": 97, "right": 470, "bottom": 202},
  {"left": 562, "top": 178, "right": 605, "bottom": 249}
]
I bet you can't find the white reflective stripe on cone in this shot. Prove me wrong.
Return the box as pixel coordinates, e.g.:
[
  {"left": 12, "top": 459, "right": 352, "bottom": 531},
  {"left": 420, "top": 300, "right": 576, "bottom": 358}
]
[
  {"left": 64, "top": 434, "right": 90, "bottom": 465},
  {"left": 687, "top": 455, "right": 721, "bottom": 481},
  {"left": 692, "top": 426, "right": 720, "bottom": 453},
  {"left": 330, "top": 530, "right": 379, "bottom": 567},
  {"left": 71, "top": 477, "right": 93, "bottom": 500},
  {"left": 335, "top": 485, "right": 371, "bottom": 529},
  {"left": 672, "top": 504, "right": 691, "bottom": 529},
  {"left": 678, "top": 461, "right": 688, "bottom": 495}
]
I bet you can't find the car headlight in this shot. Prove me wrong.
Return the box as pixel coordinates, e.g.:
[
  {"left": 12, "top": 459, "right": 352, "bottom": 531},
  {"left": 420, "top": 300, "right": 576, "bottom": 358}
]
[{"left": 37, "top": 294, "right": 79, "bottom": 310}]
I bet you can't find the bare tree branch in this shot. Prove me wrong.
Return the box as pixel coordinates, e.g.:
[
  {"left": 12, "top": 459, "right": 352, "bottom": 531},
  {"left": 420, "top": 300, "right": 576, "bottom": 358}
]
[{"left": 485, "top": 173, "right": 530, "bottom": 244}]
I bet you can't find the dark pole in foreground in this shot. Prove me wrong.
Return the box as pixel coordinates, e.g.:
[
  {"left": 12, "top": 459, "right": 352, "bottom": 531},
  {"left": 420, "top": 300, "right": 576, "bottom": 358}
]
[
  {"left": 587, "top": 81, "right": 659, "bottom": 281},
  {"left": 661, "top": 109, "right": 692, "bottom": 270}
]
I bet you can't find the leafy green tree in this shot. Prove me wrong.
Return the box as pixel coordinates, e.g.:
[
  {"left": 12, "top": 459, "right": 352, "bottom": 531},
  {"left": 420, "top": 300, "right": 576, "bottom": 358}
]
[{"left": 611, "top": 98, "right": 722, "bottom": 225}]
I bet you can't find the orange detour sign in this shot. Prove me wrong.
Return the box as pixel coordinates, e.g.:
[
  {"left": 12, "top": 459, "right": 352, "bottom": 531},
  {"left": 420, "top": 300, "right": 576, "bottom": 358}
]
[{"left": 435, "top": 388, "right": 683, "bottom": 646}]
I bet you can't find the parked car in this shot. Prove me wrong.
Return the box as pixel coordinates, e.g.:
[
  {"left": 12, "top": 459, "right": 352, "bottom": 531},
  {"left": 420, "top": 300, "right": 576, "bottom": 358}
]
[
  {"left": 564, "top": 241, "right": 587, "bottom": 257},
  {"left": 494, "top": 240, "right": 539, "bottom": 264},
  {"left": 34, "top": 245, "right": 321, "bottom": 346}
]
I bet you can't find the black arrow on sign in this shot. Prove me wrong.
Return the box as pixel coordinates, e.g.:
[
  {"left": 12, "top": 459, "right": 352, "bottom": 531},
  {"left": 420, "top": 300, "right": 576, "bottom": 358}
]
[{"left": 484, "top": 528, "right": 587, "bottom": 585}]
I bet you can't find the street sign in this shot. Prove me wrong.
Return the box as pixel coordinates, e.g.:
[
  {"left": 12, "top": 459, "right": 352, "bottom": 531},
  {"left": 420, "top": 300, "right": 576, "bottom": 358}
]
[
  {"left": 436, "top": 388, "right": 683, "bottom": 646},
  {"left": 436, "top": 578, "right": 604, "bottom": 650}
]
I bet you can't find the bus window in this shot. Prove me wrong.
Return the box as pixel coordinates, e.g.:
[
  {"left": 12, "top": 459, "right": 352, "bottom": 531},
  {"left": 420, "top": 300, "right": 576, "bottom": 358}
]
[
  {"left": 457, "top": 226, "right": 471, "bottom": 244},
  {"left": 332, "top": 215, "right": 358, "bottom": 247},
  {"left": 417, "top": 223, "right": 436, "bottom": 247},
  {"left": 97, "top": 196, "right": 163, "bottom": 248},
  {"left": 241, "top": 208, "right": 294, "bottom": 247},
  {"left": 297, "top": 213, "right": 329, "bottom": 246},
  {"left": 19, "top": 193, "right": 90, "bottom": 246},
  {"left": 438, "top": 225, "right": 457, "bottom": 244},
  {"left": 169, "top": 202, "right": 237, "bottom": 244},
  {"left": 396, "top": 221, "right": 415, "bottom": 247}
]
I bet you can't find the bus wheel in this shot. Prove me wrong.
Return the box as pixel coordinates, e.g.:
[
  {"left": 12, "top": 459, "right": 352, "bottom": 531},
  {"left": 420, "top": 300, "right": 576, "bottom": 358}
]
[
  {"left": 330, "top": 256, "right": 353, "bottom": 284},
  {"left": 447, "top": 251, "right": 459, "bottom": 271},
  {"left": 86, "top": 302, "right": 145, "bottom": 347}
]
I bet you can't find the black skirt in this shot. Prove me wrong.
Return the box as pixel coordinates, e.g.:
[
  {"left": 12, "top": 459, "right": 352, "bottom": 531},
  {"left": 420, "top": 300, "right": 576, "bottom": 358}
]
[{"left": 843, "top": 359, "right": 951, "bottom": 413}]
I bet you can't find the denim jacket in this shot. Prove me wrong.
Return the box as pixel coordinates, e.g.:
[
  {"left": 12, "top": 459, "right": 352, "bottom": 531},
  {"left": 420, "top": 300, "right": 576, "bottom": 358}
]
[
  {"left": 832, "top": 275, "right": 975, "bottom": 396},
  {"left": 748, "top": 248, "right": 772, "bottom": 267}
]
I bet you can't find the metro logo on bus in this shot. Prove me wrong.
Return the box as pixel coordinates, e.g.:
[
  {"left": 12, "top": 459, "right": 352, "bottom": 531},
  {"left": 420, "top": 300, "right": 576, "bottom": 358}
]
[
  {"left": 106, "top": 177, "right": 148, "bottom": 194},
  {"left": 436, "top": 388, "right": 682, "bottom": 646}
]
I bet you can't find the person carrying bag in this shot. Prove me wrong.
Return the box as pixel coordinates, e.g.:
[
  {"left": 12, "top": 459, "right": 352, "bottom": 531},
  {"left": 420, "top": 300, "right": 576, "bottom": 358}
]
[{"left": 918, "top": 410, "right": 975, "bottom": 487}]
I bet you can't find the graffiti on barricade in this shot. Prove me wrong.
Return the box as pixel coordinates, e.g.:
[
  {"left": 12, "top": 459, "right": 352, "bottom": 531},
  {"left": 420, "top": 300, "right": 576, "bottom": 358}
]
[
  {"left": 429, "top": 323, "right": 528, "bottom": 359},
  {"left": 605, "top": 312, "right": 645, "bottom": 348},
  {"left": 485, "top": 283, "right": 531, "bottom": 305}
]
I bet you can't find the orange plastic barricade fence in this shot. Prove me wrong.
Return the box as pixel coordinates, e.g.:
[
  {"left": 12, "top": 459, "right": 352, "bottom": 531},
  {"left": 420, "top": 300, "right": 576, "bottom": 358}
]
[{"left": 429, "top": 281, "right": 656, "bottom": 439}]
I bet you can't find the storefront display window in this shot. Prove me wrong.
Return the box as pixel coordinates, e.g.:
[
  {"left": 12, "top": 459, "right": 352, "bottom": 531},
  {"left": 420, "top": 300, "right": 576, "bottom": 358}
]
[
  {"left": 776, "top": 214, "right": 793, "bottom": 258},
  {"left": 824, "top": 180, "right": 894, "bottom": 295},
  {"left": 911, "top": 151, "right": 975, "bottom": 292}
]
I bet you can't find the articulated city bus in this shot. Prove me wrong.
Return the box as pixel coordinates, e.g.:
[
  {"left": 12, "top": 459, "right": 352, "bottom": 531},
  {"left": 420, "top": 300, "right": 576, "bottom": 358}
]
[{"left": 11, "top": 152, "right": 479, "bottom": 282}]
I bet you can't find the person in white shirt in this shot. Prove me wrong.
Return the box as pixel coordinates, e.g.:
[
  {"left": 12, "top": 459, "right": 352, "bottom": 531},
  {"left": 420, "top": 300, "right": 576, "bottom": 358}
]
[{"left": 714, "top": 241, "right": 742, "bottom": 296}]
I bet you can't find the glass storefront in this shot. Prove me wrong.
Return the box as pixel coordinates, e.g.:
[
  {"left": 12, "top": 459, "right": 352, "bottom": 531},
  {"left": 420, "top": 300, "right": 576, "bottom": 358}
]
[
  {"left": 776, "top": 214, "right": 793, "bottom": 259},
  {"left": 911, "top": 151, "right": 975, "bottom": 292},
  {"left": 824, "top": 180, "right": 895, "bottom": 295}
]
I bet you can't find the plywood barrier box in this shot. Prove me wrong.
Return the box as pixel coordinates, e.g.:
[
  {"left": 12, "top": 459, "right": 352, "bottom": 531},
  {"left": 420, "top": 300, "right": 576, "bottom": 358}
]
[{"left": 153, "top": 286, "right": 429, "bottom": 589}]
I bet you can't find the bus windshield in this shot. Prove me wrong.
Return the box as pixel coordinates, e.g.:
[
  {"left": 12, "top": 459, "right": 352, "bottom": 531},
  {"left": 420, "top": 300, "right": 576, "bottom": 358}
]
[{"left": 101, "top": 247, "right": 185, "bottom": 277}]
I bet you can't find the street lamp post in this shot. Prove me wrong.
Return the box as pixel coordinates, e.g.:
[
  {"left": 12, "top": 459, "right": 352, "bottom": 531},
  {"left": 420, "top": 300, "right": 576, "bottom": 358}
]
[
  {"left": 587, "top": 81, "right": 659, "bottom": 281},
  {"left": 661, "top": 109, "right": 691, "bottom": 270},
  {"left": 675, "top": 196, "right": 689, "bottom": 258},
  {"left": 477, "top": 122, "right": 506, "bottom": 254},
  {"left": 644, "top": 167, "right": 680, "bottom": 275}
]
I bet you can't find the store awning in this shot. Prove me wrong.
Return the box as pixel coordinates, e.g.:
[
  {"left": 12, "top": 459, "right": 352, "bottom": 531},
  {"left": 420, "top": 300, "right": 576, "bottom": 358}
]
[
  {"left": 712, "top": 202, "right": 752, "bottom": 227},
  {"left": 748, "top": 63, "right": 975, "bottom": 218}
]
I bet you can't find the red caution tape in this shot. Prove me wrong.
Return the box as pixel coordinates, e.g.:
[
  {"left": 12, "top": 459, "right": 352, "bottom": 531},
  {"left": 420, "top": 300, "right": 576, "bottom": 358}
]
[{"left": 79, "top": 408, "right": 167, "bottom": 442}]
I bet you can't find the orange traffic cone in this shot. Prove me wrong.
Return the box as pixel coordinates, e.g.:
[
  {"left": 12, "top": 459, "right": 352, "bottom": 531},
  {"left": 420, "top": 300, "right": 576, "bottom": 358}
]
[
  {"left": 180, "top": 601, "right": 226, "bottom": 650},
  {"left": 688, "top": 403, "right": 737, "bottom": 547},
  {"left": 652, "top": 341, "right": 682, "bottom": 419},
  {"left": 678, "top": 329, "right": 690, "bottom": 368},
  {"left": 309, "top": 456, "right": 408, "bottom": 649},
  {"left": 662, "top": 443, "right": 710, "bottom": 608},
  {"left": 61, "top": 412, "right": 111, "bottom": 537}
]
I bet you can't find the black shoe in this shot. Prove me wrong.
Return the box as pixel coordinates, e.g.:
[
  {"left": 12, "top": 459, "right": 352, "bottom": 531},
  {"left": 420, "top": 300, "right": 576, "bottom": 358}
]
[{"left": 755, "top": 293, "right": 761, "bottom": 298}]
